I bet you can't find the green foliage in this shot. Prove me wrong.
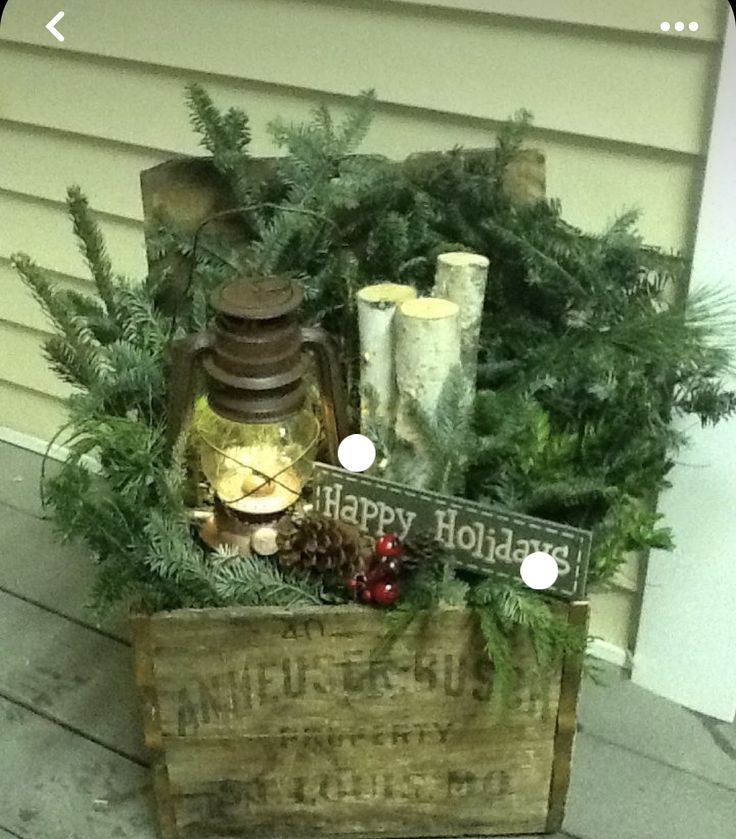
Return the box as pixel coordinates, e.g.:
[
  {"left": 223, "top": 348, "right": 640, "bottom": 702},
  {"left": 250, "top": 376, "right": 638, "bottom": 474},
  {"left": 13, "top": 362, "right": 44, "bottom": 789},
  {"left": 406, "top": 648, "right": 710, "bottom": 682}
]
[
  {"left": 41, "top": 412, "right": 325, "bottom": 615},
  {"left": 383, "top": 551, "right": 583, "bottom": 704},
  {"left": 174, "top": 90, "right": 736, "bottom": 584},
  {"left": 14, "top": 86, "right": 736, "bottom": 658},
  {"left": 14, "top": 191, "right": 322, "bottom": 615},
  {"left": 469, "top": 580, "right": 586, "bottom": 705},
  {"left": 186, "top": 82, "right": 252, "bottom": 205},
  {"left": 207, "top": 547, "right": 326, "bottom": 607}
]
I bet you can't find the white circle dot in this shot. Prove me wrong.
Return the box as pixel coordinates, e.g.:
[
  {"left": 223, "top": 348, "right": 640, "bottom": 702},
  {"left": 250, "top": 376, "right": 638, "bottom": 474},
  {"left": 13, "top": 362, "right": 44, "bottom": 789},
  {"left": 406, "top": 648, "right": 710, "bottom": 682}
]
[
  {"left": 660, "top": 21, "right": 670, "bottom": 31},
  {"left": 337, "top": 434, "right": 376, "bottom": 472},
  {"left": 674, "top": 21, "right": 685, "bottom": 31},
  {"left": 689, "top": 21, "right": 699, "bottom": 32},
  {"left": 520, "top": 551, "right": 559, "bottom": 591}
]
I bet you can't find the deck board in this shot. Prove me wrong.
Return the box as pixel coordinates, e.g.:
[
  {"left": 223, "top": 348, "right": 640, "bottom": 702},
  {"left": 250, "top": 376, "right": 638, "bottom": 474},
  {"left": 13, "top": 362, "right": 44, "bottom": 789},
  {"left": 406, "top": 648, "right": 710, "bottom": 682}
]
[
  {"left": 0, "top": 441, "right": 57, "bottom": 518},
  {"left": 0, "top": 828, "right": 30, "bottom": 839},
  {"left": 0, "top": 696, "right": 155, "bottom": 839},
  {"left": 0, "top": 504, "right": 128, "bottom": 642},
  {"left": 0, "top": 591, "right": 147, "bottom": 763}
]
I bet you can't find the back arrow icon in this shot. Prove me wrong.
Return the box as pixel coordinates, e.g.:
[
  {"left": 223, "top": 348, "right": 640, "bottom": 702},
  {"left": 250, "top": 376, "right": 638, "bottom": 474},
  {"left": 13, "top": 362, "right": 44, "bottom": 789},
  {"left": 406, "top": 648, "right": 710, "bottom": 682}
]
[{"left": 46, "top": 11, "right": 65, "bottom": 42}]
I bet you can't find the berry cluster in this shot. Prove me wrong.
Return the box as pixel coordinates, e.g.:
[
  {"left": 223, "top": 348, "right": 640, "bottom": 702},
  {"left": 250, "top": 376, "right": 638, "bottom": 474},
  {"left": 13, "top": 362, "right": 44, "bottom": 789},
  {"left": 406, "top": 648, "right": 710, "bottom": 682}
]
[{"left": 346, "top": 533, "right": 403, "bottom": 607}]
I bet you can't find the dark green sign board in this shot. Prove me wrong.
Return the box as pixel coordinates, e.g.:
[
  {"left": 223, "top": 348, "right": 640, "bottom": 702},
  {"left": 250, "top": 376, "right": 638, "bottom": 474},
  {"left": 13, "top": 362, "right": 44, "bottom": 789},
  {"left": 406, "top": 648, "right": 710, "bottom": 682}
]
[{"left": 311, "top": 463, "right": 590, "bottom": 600}]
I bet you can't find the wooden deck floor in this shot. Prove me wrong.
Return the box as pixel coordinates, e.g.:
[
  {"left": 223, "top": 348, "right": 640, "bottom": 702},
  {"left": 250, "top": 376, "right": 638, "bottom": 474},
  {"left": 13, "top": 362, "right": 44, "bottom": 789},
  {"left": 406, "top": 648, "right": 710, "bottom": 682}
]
[{"left": 1, "top": 441, "right": 735, "bottom": 839}]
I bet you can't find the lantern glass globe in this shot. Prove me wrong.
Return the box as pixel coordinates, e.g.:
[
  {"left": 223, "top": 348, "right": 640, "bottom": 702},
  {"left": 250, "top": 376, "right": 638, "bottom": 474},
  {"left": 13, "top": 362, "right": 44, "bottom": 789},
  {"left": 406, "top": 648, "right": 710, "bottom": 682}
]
[{"left": 193, "top": 397, "right": 320, "bottom": 515}]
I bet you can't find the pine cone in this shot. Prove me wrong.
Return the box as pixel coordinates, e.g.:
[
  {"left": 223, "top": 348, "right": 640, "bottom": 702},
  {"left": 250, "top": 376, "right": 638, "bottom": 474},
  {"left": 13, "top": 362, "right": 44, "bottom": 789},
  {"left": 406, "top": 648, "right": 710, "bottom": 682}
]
[
  {"left": 276, "top": 514, "right": 373, "bottom": 579},
  {"left": 402, "top": 531, "right": 444, "bottom": 569}
]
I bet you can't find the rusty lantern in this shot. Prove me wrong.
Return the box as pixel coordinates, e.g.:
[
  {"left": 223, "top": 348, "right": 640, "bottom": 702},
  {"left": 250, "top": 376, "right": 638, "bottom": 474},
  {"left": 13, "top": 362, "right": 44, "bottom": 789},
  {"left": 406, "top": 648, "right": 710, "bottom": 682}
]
[{"left": 168, "top": 275, "right": 348, "bottom": 524}]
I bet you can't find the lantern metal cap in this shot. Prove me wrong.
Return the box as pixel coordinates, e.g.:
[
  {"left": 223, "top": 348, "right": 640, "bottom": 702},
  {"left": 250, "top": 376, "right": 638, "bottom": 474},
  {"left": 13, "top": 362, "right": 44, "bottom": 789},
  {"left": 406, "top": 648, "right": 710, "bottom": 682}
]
[{"left": 213, "top": 276, "right": 304, "bottom": 320}]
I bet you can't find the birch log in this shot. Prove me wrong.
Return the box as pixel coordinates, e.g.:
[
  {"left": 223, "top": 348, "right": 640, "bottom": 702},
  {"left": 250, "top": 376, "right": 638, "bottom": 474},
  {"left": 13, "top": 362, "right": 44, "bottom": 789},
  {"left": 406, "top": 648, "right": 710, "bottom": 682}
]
[
  {"left": 433, "top": 252, "right": 489, "bottom": 389},
  {"left": 395, "top": 298, "right": 460, "bottom": 487},
  {"left": 357, "top": 283, "right": 417, "bottom": 437}
]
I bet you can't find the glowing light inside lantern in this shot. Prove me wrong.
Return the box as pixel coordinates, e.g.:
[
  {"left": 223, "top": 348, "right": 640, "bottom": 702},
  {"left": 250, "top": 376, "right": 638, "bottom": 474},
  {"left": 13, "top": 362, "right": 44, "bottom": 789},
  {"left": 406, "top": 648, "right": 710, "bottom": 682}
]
[
  {"left": 193, "top": 397, "right": 319, "bottom": 516},
  {"left": 204, "top": 444, "right": 305, "bottom": 515}
]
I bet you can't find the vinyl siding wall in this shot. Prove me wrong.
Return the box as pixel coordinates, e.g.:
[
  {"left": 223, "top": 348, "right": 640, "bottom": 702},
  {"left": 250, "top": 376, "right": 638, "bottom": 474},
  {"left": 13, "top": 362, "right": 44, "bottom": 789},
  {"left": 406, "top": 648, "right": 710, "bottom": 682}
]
[{"left": 0, "top": 0, "right": 730, "bottom": 649}]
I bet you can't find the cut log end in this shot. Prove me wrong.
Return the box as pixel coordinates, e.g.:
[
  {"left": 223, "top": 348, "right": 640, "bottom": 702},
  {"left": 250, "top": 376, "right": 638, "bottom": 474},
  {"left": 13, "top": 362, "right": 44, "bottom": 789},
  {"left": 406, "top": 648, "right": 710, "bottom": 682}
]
[
  {"left": 399, "top": 297, "right": 460, "bottom": 320},
  {"left": 437, "top": 252, "right": 490, "bottom": 270},
  {"left": 357, "top": 283, "right": 417, "bottom": 305}
]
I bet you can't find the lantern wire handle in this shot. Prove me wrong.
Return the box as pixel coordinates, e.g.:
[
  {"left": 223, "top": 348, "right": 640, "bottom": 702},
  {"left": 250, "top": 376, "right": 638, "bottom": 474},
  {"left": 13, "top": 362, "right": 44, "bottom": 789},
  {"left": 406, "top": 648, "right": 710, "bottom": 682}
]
[{"left": 169, "top": 203, "right": 339, "bottom": 338}]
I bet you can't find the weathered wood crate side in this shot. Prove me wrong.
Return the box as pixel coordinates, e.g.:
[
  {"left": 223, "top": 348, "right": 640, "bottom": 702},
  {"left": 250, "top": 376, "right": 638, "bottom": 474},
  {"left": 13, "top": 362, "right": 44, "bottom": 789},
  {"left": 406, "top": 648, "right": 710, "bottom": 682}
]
[{"left": 131, "top": 602, "right": 588, "bottom": 839}]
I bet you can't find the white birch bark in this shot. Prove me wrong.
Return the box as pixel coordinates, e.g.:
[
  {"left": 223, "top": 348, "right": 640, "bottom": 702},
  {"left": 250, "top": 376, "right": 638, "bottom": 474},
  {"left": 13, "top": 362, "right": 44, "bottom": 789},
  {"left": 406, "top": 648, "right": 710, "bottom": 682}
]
[
  {"left": 394, "top": 297, "right": 460, "bottom": 486},
  {"left": 433, "top": 252, "right": 489, "bottom": 389},
  {"left": 356, "top": 283, "right": 417, "bottom": 437}
]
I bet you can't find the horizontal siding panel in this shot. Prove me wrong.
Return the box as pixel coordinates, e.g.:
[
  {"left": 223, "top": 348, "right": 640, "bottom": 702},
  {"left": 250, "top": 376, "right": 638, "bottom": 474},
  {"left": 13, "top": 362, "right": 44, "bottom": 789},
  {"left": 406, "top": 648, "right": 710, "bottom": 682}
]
[
  {"left": 0, "top": 44, "right": 711, "bottom": 161},
  {"left": 0, "top": 0, "right": 717, "bottom": 154},
  {"left": 390, "top": 0, "right": 725, "bottom": 41},
  {"left": 0, "top": 382, "right": 67, "bottom": 442},
  {"left": 589, "top": 589, "right": 636, "bottom": 652},
  {"left": 0, "top": 322, "right": 71, "bottom": 401},
  {"left": 0, "top": 128, "right": 698, "bottom": 256},
  {"left": 0, "top": 122, "right": 168, "bottom": 222},
  {"left": 0, "top": 261, "right": 94, "bottom": 335},
  {"left": 614, "top": 552, "right": 641, "bottom": 595},
  {"left": 1, "top": 191, "right": 147, "bottom": 280},
  {"left": 0, "top": 45, "right": 204, "bottom": 157},
  {"left": 0, "top": 47, "right": 700, "bottom": 249},
  {"left": 544, "top": 143, "right": 701, "bottom": 252}
]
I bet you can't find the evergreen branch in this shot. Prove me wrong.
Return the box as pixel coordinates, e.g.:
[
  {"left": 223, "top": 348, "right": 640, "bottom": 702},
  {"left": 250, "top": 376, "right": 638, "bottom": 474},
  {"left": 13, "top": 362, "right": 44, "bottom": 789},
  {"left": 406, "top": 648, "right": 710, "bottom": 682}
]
[
  {"left": 469, "top": 580, "right": 584, "bottom": 704},
  {"left": 493, "top": 108, "right": 533, "bottom": 186},
  {"left": 12, "top": 254, "right": 76, "bottom": 334},
  {"left": 337, "top": 89, "right": 377, "bottom": 152},
  {"left": 526, "top": 477, "right": 611, "bottom": 514},
  {"left": 610, "top": 286, "right": 736, "bottom": 369},
  {"left": 185, "top": 82, "right": 252, "bottom": 205},
  {"left": 185, "top": 83, "right": 251, "bottom": 156},
  {"left": 66, "top": 186, "right": 117, "bottom": 312},
  {"left": 475, "top": 605, "right": 517, "bottom": 706},
  {"left": 13, "top": 254, "right": 107, "bottom": 388},
  {"left": 482, "top": 216, "right": 586, "bottom": 296},
  {"left": 211, "top": 550, "right": 324, "bottom": 607},
  {"left": 43, "top": 334, "right": 99, "bottom": 388},
  {"left": 392, "top": 369, "right": 473, "bottom": 494},
  {"left": 149, "top": 217, "right": 244, "bottom": 273}
]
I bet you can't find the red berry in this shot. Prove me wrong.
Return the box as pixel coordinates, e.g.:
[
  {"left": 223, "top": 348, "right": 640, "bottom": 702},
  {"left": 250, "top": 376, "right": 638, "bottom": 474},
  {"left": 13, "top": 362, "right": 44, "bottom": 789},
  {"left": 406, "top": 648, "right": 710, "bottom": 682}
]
[
  {"left": 345, "top": 576, "right": 359, "bottom": 591},
  {"left": 375, "top": 533, "right": 402, "bottom": 558},
  {"left": 371, "top": 580, "right": 400, "bottom": 606},
  {"left": 359, "top": 587, "right": 374, "bottom": 604}
]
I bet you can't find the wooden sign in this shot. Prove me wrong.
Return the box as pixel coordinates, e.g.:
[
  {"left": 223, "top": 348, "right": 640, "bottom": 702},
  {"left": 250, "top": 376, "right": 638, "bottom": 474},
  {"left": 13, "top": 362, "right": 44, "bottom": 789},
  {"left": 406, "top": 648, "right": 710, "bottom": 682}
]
[{"left": 310, "top": 463, "right": 590, "bottom": 600}]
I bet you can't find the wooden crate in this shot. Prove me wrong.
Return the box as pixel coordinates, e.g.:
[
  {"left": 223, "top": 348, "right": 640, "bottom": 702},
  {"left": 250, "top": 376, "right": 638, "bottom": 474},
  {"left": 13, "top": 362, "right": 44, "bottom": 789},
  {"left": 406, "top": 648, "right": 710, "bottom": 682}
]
[{"left": 132, "top": 602, "right": 588, "bottom": 839}]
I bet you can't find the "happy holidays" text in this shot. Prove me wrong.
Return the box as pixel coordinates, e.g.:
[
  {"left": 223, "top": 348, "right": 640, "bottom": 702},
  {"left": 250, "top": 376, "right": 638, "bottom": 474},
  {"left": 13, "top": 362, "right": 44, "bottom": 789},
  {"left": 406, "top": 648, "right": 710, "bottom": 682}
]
[{"left": 314, "top": 481, "right": 572, "bottom": 576}]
